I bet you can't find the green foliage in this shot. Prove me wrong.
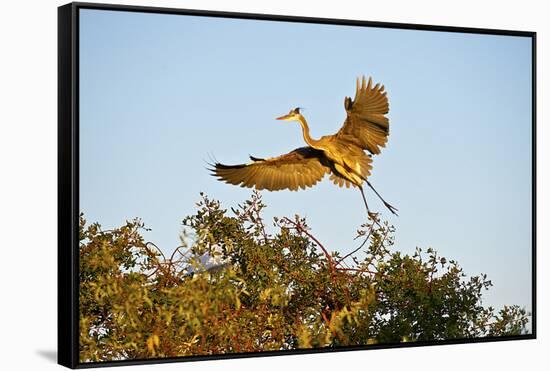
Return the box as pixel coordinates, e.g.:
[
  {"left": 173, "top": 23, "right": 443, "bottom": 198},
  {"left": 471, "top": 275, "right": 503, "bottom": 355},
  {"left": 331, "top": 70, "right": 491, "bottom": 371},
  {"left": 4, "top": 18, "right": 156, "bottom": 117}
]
[{"left": 79, "top": 191, "right": 529, "bottom": 362}]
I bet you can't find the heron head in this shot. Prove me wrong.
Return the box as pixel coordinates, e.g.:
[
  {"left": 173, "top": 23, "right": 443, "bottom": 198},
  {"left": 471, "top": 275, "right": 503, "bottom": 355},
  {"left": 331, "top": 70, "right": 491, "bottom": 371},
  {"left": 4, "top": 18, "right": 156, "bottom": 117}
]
[{"left": 276, "top": 107, "right": 303, "bottom": 122}]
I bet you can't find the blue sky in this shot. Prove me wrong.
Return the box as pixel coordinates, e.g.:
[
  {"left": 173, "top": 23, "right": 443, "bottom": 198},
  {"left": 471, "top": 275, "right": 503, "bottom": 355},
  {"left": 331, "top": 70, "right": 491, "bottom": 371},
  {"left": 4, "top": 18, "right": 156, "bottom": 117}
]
[{"left": 79, "top": 9, "right": 532, "bottom": 315}]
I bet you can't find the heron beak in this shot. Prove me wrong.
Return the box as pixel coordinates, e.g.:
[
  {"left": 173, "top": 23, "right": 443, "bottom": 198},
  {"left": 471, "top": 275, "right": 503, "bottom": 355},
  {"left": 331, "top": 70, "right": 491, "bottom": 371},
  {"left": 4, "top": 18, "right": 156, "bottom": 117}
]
[{"left": 276, "top": 114, "right": 292, "bottom": 121}]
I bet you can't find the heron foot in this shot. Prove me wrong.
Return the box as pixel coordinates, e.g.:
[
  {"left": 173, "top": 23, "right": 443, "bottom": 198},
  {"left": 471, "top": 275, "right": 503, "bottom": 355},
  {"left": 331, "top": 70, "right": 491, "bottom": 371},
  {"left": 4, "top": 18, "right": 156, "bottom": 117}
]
[
  {"left": 368, "top": 211, "right": 380, "bottom": 219},
  {"left": 384, "top": 202, "right": 399, "bottom": 216}
]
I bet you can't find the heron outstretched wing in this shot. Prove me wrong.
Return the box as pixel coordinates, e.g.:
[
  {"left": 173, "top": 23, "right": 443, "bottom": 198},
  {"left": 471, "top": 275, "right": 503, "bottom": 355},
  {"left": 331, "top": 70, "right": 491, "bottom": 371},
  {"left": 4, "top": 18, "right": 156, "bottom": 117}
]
[
  {"left": 210, "top": 147, "right": 331, "bottom": 191},
  {"left": 336, "top": 76, "right": 390, "bottom": 155}
]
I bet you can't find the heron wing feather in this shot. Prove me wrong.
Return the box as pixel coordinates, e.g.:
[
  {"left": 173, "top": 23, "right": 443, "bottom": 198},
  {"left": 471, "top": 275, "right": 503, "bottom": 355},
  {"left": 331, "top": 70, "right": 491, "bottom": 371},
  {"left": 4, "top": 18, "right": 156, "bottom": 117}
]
[
  {"left": 211, "top": 147, "right": 330, "bottom": 191},
  {"left": 337, "top": 76, "right": 390, "bottom": 155}
]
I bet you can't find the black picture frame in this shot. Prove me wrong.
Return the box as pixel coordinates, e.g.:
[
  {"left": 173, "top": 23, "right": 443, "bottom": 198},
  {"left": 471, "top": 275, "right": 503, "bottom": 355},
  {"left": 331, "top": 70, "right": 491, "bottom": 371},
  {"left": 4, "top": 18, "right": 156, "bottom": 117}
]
[{"left": 58, "top": 2, "right": 537, "bottom": 368}]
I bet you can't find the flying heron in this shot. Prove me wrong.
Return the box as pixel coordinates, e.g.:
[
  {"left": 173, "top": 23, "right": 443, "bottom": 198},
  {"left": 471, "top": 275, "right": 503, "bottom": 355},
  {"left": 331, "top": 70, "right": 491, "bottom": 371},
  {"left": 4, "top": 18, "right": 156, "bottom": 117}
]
[{"left": 210, "top": 76, "right": 397, "bottom": 216}]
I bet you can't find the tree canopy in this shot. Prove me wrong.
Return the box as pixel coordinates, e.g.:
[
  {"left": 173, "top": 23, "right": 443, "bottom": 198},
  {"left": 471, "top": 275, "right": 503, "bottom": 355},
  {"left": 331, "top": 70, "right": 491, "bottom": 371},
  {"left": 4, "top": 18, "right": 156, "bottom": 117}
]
[{"left": 79, "top": 192, "right": 529, "bottom": 362}]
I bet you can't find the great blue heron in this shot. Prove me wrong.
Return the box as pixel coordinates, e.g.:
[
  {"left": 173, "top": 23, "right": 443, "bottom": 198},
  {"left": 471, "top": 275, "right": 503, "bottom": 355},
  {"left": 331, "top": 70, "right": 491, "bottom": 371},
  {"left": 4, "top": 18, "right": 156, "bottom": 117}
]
[{"left": 210, "top": 76, "right": 397, "bottom": 216}]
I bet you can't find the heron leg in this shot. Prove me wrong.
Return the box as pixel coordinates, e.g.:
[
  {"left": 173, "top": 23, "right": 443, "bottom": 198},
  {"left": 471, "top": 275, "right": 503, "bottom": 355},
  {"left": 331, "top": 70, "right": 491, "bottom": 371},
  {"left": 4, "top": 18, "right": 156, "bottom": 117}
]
[
  {"left": 365, "top": 180, "right": 399, "bottom": 216},
  {"left": 359, "top": 186, "right": 378, "bottom": 219}
]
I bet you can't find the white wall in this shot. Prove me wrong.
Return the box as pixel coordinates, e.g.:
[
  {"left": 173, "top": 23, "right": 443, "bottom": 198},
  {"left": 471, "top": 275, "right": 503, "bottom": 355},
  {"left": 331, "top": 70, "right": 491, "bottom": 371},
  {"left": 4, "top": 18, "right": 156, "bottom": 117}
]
[{"left": 0, "top": 0, "right": 546, "bottom": 370}]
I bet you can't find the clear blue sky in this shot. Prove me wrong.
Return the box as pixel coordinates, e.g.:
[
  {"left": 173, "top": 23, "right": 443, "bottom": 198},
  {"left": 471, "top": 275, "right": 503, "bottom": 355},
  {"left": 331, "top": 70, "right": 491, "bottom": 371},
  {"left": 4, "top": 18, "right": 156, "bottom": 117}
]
[{"left": 79, "top": 9, "right": 532, "bottom": 317}]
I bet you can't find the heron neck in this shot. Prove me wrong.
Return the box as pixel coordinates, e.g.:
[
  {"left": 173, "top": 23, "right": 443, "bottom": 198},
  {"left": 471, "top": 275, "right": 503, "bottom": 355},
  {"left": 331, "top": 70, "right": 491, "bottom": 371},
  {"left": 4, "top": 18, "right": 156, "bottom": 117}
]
[{"left": 297, "top": 115, "right": 320, "bottom": 148}]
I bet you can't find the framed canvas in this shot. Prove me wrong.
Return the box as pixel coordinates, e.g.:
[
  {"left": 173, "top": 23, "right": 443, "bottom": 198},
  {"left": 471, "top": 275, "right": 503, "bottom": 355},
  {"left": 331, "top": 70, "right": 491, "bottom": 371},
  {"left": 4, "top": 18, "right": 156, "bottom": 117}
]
[{"left": 58, "top": 2, "right": 537, "bottom": 368}]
